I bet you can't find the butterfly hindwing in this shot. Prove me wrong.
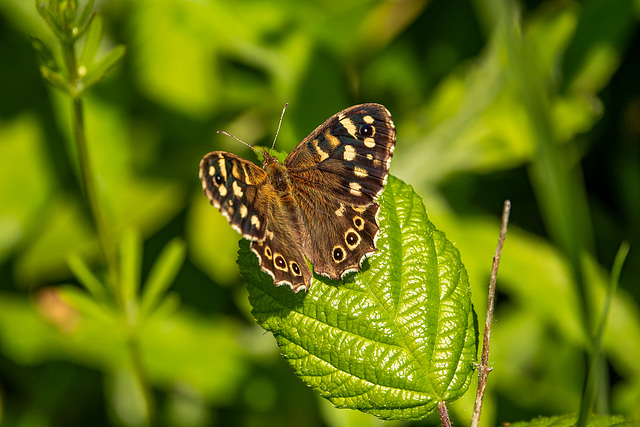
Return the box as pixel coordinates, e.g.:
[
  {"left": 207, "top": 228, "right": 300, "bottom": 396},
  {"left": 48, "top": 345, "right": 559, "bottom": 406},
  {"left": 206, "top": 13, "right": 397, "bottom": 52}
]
[
  {"left": 250, "top": 225, "right": 312, "bottom": 293},
  {"left": 300, "top": 199, "right": 380, "bottom": 281}
]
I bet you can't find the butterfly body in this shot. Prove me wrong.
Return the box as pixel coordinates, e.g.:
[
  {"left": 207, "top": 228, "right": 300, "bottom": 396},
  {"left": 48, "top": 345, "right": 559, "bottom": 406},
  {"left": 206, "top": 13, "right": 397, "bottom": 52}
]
[{"left": 200, "top": 103, "right": 395, "bottom": 292}]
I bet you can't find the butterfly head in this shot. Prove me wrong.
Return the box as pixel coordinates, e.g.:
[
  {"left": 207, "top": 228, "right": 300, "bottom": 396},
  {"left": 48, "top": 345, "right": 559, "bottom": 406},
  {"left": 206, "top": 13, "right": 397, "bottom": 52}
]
[
  {"left": 260, "top": 148, "right": 278, "bottom": 166},
  {"left": 261, "top": 149, "right": 291, "bottom": 194}
]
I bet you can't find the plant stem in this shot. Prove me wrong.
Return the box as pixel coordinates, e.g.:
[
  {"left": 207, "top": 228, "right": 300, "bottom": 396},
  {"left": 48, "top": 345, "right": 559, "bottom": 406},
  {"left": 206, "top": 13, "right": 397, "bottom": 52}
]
[
  {"left": 471, "top": 200, "right": 511, "bottom": 427},
  {"left": 438, "top": 401, "right": 451, "bottom": 427},
  {"left": 62, "top": 40, "right": 119, "bottom": 288},
  {"left": 577, "top": 242, "right": 630, "bottom": 425},
  {"left": 127, "top": 334, "right": 154, "bottom": 425}
]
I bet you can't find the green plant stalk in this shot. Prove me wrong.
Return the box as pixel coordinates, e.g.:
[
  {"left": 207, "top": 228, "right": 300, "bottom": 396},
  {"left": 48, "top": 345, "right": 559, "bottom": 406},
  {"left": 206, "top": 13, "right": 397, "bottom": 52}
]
[
  {"left": 577, "top": 242, "right": 630, "bottom": 425},
  {"left": 126, "top": 331, "right": 154, "bottom": 426},
  {"left": 57, "top": 19, "right": 153, "bottom": 423},
  {"left": 496, "top": 1, "right": 599, "bottom": 424},
  {"left": 62, "top": 40, "right": 119, "bottom": 289}
]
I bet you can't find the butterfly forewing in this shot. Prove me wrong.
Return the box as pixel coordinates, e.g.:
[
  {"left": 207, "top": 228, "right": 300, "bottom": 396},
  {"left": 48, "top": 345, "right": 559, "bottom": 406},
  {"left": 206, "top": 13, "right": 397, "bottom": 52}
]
[
  {"left": 199, "top": 152, "right": 269, "bottom": 241},
  {"left": 285, "top": 103, "right": 395, "bottom": 205},
  {"left": 284, "top": 103, "right": 396, "bottom": 281}
]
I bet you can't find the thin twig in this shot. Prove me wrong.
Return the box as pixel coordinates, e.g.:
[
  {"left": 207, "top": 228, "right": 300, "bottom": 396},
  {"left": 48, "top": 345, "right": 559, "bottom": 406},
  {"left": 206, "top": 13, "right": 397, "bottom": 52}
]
[
  {"left": 471, "top": 200, "right": 511, "bottom": 427},
  {"left": 438, "top": 400, "right": 452, "bottom": 427}
]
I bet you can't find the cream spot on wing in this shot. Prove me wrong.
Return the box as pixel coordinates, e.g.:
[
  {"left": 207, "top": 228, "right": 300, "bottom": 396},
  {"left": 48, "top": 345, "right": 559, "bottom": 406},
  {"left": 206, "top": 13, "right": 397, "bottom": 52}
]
[
  {"left": 364, "top": 137, "right": 376, "bottom": 148},
  {"left": 325, "top": 132, "right": 341, "bottom": 149},
  {"left": 335, "top": 203, "right": 346, "bottom": 216},
  {"left": 218, "top": 158, "right": 227, "bottom": 180},
  {"left": 343, "top": 145, "right": 356, "bottom": 161},
  {"left": 208, "top": 165, "right": 216, "bottom": 176},
  {"left": 218, "top": 185, "right": 227, "bottom": 197},
  {"left": 363, "top": 115, "right": 374, "bottom": 124},
  {"left": 367, "top": 154, "right": 373, "bottom": 160},
  {"left": 349, "top": 182, "right": 362, "bottom": 196},
  {"left": 354, "top": 167, "right": 368, "bottom": 177},
  {"left": 251, "top": 215, "right": 261, "bottom": 229},
  {"left": 232, "top": 162, "right": 241, "bottom": 179},
  {"left": 340, "top": 118, "right": 358, "bottom": 138},
  {"left": 239, "top": 204, "right": 248, "bottom": 218},
  {"left": 241, "top": 163, "right": 253, "bottom": 185},
  {"left": 232, "top": 181, "right": 243, "bottom": 197},
  {"left": 313, "top": 140, "right": 329, "bottom": 161}
]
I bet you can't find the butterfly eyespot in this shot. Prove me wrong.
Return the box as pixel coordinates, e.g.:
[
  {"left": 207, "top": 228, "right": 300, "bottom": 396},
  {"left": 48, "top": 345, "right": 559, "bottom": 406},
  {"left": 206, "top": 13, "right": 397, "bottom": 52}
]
[
  {"left": 264, "top": 246, "right": 272, "bottom": 260},
  {"left": 345, "top": 230, "right": 360, "bottom": 250},
  {"left": 353, "top": 216, "right": 365, "bottom": 230},
  {"left": 359, "top": 124, "right": 373, "bottom": 137},
  {"left": 332, "top": 246, "right": 345, "bottom": 263},
  {"left": 290, "top": 261, "right": 301, "bottom": 276},
  {"left": 214, "top": 174, "right": 223, "bottom": 185},
  {"left": 274, "top": 254, "right": 288, "bottom": 271}
]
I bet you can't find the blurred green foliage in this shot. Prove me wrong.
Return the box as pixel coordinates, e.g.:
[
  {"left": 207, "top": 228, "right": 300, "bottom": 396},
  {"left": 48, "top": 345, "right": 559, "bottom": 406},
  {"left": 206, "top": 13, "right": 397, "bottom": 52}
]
[{"left": 0, "top": 0, "right": 639, "bottom": 426}]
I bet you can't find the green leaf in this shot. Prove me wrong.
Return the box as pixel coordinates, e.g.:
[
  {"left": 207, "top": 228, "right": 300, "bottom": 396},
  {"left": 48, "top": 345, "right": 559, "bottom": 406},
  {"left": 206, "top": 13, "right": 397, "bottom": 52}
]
[
  {"left": 79, "top": 13, "right": 102, "bottom": 70},
  {"left": 239, "top": 175, "right": 477, "bottom": 421},
  {"left": 507, "top": 413, "right": 633, "bottom": 427},
  {"left": 120, "top": 228, "right": 142, "bottom": 308},
  {"left": 77, "top": 0, "right": 95, "bottom": 30},
  {"left": 81, "top": 44, "right": 126, "bottom": 93},
  {"left": 67, "top": 252, "right": 108, "bottom": 302},
  {"left": 30, "top": 36, "right": 59, "bottom": 72},
  {"left": 39, "top": 65, "right": 71, "bottom": 94},
  {"left": 140, "top": 238, "right": 186, "bottom": 316}
]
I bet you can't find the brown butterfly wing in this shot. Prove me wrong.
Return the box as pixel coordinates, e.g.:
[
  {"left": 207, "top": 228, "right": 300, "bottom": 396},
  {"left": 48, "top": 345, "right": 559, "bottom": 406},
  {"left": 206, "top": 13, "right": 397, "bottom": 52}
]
[
  {"left": 286, "top": 103, "right": 396, "bottom": 280},
  {"left": 251, "top": 229, "right": 312, "bottom": 293},
  {"left": 199, "top": 152, "right": 269, "bottom": 240},
  {"left": 199, "top": 151, "right": 312, "bottom": 292}
]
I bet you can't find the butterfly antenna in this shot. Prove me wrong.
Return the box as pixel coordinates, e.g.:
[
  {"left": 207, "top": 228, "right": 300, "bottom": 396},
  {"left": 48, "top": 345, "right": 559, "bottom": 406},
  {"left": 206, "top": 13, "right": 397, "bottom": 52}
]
[
  {"left": 216, "top": 130, "right": 260, "bottom": 154},
  {"left": 271, "top": 103, "right": 288, "bottom": 154}
]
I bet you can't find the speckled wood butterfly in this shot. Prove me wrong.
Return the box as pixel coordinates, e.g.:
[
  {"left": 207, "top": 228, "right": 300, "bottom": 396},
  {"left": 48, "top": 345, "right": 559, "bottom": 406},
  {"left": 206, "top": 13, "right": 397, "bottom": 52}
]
[{"left": 199, "top": 103, "right": 396, "bottom": 292}]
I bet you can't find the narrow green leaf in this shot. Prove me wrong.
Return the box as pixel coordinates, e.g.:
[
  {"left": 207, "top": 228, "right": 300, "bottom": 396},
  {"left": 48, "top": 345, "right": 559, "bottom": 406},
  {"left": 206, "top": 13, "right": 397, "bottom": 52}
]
[
  {"left": 79, "top": 13, "right": 102, "bottom": 70},
  {"left": 67, "top": 253, "right": 107, "bottom": 302},
  {"left": 39, "top": 65, "right": 71, "bottom": 94},
  {"left": 507, "top": 413, "right": 633, "bottom": 427},
  {"left": 579, "top": 241, "right": 631, "bottom": 424},
  {"left": 120, "top": 229, "right": 142, "bottom": 307},
  {"left": 81, "top": 45, "right": 126, "bottom": 92},
  {"left": 60, "top": 285, "right": 116, "bottom": 326},
  {"left": 239, "top": 175, "right": 477, "bottom": 421},
  {"left": 30, "top": 36, "right": 58, "bottom": 72},
  {"left": 78, "top": 0, "right": 95, "bottom": 29},
  {"left": 140, "top": 238, "right": 186, "bottom": 316},
  {"left": 35, "top": 1, "right": 59, "bottom": 36}
]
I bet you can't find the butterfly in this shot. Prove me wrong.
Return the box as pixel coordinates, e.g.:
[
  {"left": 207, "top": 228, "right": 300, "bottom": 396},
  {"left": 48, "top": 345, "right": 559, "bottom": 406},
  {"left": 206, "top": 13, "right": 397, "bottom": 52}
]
[{"left": 199, "top": 103, "right": 396, "bottom": 293}]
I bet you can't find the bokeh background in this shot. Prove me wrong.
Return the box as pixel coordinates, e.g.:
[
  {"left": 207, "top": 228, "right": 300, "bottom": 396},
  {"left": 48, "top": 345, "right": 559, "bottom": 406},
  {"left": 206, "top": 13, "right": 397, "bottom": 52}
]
[{"left": 1, "top": 0, "right": 639, "bottom": 426}]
